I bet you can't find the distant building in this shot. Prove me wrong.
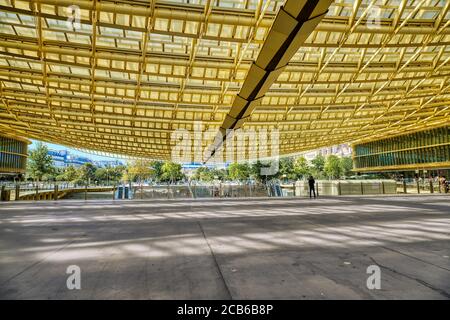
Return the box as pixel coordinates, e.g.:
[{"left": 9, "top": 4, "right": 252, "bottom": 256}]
[
  {"left": 66, "top": 155, "right": 92, "bottom": 167},
  {"left": 303, "top": 144, "right": 352, "bottom": 161},
  {"left": 94, "top": 160, "right": 124, "bottom": 168},
  {"left": 48, "top": 149, "right": 92, "bottom": 168},
  {"left": 47, "top": 148, "right": 124, "bottom": 168},
  {"left": 47, "top": 150, "right": 68, "bottom": 168}
]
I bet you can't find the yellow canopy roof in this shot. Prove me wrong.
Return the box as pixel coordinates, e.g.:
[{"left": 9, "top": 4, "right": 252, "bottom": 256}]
[{"left": 0, "top": 0, "right": 449, "bottom": 160}]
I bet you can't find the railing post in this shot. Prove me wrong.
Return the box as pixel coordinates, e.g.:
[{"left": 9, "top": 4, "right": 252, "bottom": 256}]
[
  {"left": 84, "top": 184, "right": 88, "bottom": 200},
  {"left": 140, "top": 184, "right": 144, "bottom": 199},
  {"left": 35, "top": 185, "right": 39, "bottom": 200},
  {"left": 416, "top": 180, "right": 420, "bottom": 194},
  {"left": 0, "top": 185, "right": 5, "bottom": 201},
  {"left": 112, "top": 185, "right": 116, "bottom": 200},
  {"left": 316, "top": 182, "right": 319, "bottom": 197},
  {"left": 54, "top": 184, "right": 58, "bottom": 200},
  {"left": 337, "top": 181, "right": 342, "bottom": 196},
  {"left": 403, "top": 180, "right": 407, "bottom": 194},
  {"left": 430, "top": 180, "right": 433, "bottom": 193},
  {"left": 381, "top": 181, "right": 385, "bottom": 194},
  {"left": 15, "top": 184, "right": 20, "bottom": 201}
]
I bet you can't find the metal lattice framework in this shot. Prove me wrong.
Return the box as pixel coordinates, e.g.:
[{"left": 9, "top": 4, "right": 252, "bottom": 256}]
[{"left": 0, "top": 0, "right": 449, "bottom": 161}]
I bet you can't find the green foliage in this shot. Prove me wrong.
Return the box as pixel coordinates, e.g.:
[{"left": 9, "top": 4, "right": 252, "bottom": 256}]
[
  {"left": 150, "top": 160, "right": 164, "bottom": 182},
  {"left": 212, "top": 168, "right": 227, "bottom": 181},
  {"left": 294, "top": 156, "right": 310, "bottom": 179},
  {"left": 127, "top": 160, "right": 154, "bottom": 183},
  {"left": 278, "top": 157, "right": 297, "bottom": 180},
  {"left": 27, "top": 142, "right": 54, "bottom": 181},
  {"left": 193, "top": 167, "right": 214, "bottom": 182},
  {"left": 250, "top": 161, "right": 264, "bottom": 182},
  {"left": 62, "top": 165, "right": 78, "bottom": 182},
  {"left": 228, "top": 162, "right": 250, "bottom": 181},
  {"left": 161, "top": 161, "right": 184, "bottom": 183},
  {"left": 192, "top": 167, "right": 226, "bottom": 182},
  {"left": 77, "top": 162, "right": 96, "bottom": 184},
  {"left": 340, "top": 156, "right": 353, "bottom": 177},
  {"left": 311, "top": 154, "right": 325, "bottom": 173},
  {"left": 95, "top": 165, "right": 124, "bottom": 184},
  {"left": 249, "top": 160, "right": 278, "bottom": 181},
  {"left": 324, "top": 155, "right": 343, "bottom": 179}
]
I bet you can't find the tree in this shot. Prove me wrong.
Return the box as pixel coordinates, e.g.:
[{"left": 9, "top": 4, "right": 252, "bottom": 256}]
[
  {"left": 27, "top": 142, "right": 55, "bottom": 181},
  {"left": 324, "top": 155, "right": 343, "bottom": 179},
  {"left": 211, "top": 168, "right": 227, "bottom": 181},
  {"left": 193, "top": 167, "right": 214, "bottom": 182},
  {"left": 161, "top": 161, "right": 183, "bottom": 184},
  {"left": 250, "top": 160, "right": 278, "bottom": 182},
  {"left": 62, "top": 165, "right": 78, "bottom": 182},
  {"left": 278, "top": 157, "right": 296, "bottom": 180},
  {"left": 127, "top": 160, "right": 154, "bottom": 184},
  {"left": 43, "top": 167, "right": 63, "bottom": 182},
  {"left": 250, "top": 161, "right": 264, "bottom": 182},
  {"left": 94, "top": 165, "right": 125, "bottom": 185},
  {"left": 150, "top": 160, "right": 164, "bottom": 182},
  {"left": 77, "top": 162, "right": 96, "bottom": 184},
  {"left": 294, "top": 156, "right": 310, "bottom": 179},
  {"left": 311, "top": 154, "right": 325, "bottom": 173},
  {"left": 228, "top": 162, "right": 250, "bottom": 181},
  {"left": 340, "top": 156, "right": 353, "bottom": 177}
]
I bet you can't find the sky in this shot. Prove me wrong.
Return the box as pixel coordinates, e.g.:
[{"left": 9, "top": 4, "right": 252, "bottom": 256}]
[{"left": 30, "top": 140, "right": 126, "bottom": 162}]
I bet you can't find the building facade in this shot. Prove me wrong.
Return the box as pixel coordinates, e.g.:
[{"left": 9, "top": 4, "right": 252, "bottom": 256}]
[
  {"left": 48, "top": 149, "right": 92, "bottom": 168},
  {"left": 0, "top": 133, "right": 30, "bottom": 176},
  {"left": 302, "top": 144, "right": 352, "bottom": 161},
  {"left": 352, "top": 126, "right": 450, "bottom": 173}
]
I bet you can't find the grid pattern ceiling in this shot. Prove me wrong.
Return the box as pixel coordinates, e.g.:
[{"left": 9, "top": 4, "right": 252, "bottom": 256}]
[{"left": 0, "top": 0, "right": 449, "bottom": 160}]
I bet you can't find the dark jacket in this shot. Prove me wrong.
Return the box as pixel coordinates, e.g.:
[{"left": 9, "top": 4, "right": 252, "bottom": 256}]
[{"left": 308, "top": 177, "right": 315, "bottom": 187}]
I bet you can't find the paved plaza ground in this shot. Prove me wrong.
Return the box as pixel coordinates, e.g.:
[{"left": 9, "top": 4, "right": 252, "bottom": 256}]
[{"left": 1, "top": 195, "right": 449, "bottom": 299}]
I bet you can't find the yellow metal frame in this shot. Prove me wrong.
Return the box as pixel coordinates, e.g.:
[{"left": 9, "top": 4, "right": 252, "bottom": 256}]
[
  {"left": 0, "top": 0, "right": 449, "bottom": 159},
  {"left": 354, "top": 161, "right": 450, "bottom": 173}
]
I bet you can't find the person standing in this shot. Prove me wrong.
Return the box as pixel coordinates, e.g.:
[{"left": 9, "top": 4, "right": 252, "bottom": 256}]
[{"left": 308, "top": 176, "right": 316, "bottom": 198}]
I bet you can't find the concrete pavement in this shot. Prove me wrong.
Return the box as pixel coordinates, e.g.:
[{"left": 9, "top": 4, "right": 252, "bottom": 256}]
[{"left": 1, "top": 195, "right": 449, "bottom": 299}]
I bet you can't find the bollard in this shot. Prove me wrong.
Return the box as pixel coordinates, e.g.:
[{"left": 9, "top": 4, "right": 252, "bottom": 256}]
[
  {"left": 337, "top": 181, "right": 342, "bottom": 196},
  {"left": 85, "top": 184, "right": 88, "bottom": 200},
  {"left": 1, "top": 185, "right": 5, "bottom": 201},
  {"left": 316, "top": 182, "right": 319, "bottom": 197},
  {"left": 381, "top": 181, "right": 385, "bottom": 194},
  {"left": 403, "top": 180, "right": 407, "bottom": 194},
  {"left": 112, "top": 185, "right": 116, "bottom": 200},
  {"left": 416, "top": 180, "right": 420, "bottom": 194},
  {"left": 430, "top": 180, "right": 433, "bottom": 193},
  {"left": 35, "top": 185, "right": 39, "bottom": 200},
  {"left": 54, "top": 184, "right": 58, "bottom": 200},
  {"left": 15, "top": 184, "right": 20, "bottom": 201},
  {"left": 360, "top": 182, "right": 364, "bottom": 195},
  {"left": 140, "top": 184, "right": 144, "bottom": 199}
]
